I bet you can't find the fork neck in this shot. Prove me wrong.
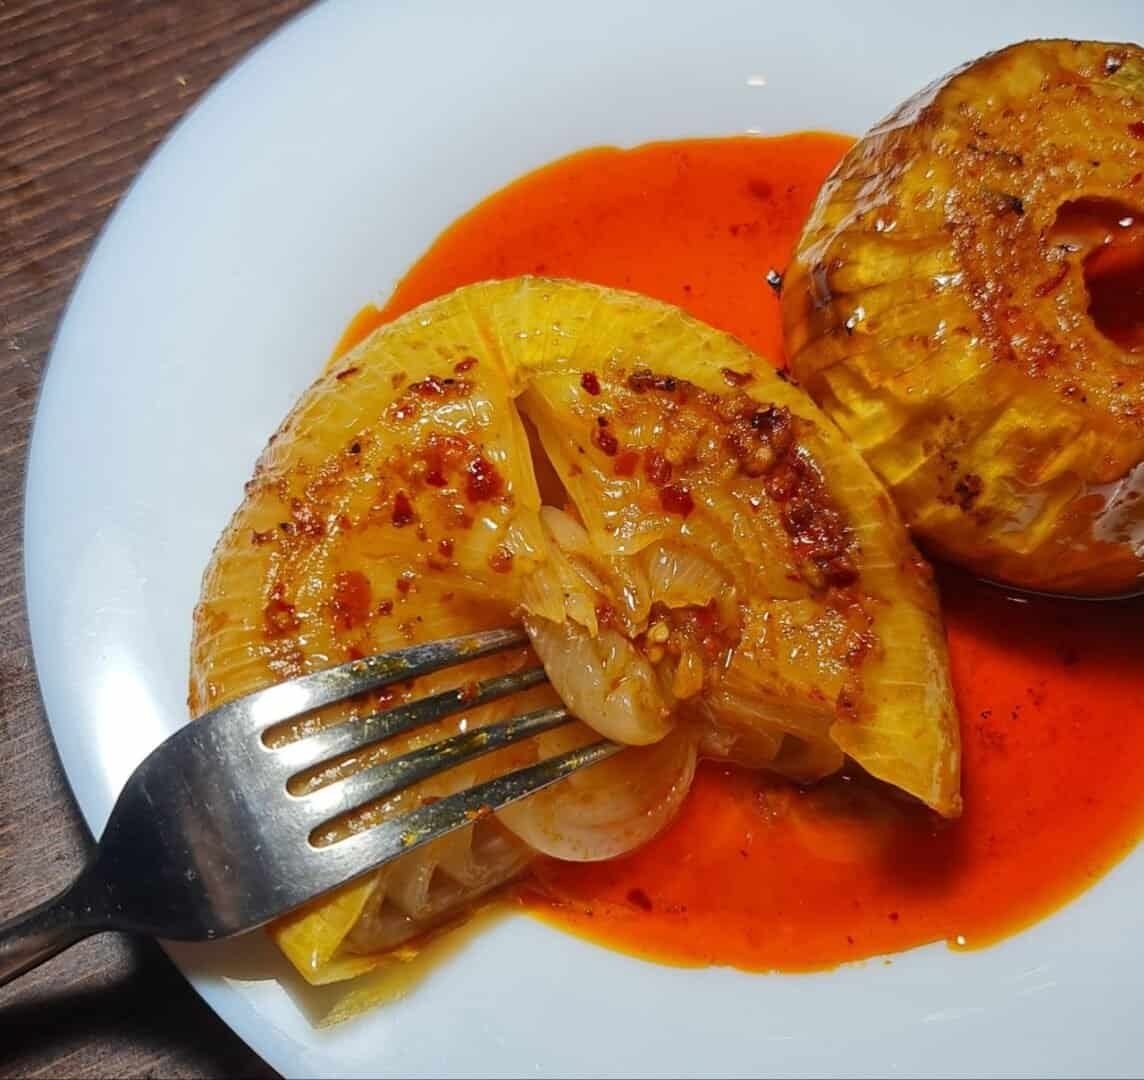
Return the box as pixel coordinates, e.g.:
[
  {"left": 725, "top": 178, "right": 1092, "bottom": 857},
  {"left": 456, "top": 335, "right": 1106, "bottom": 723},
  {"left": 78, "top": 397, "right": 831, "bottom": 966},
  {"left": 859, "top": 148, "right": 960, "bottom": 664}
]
[{"left": 0, "top": 868, "right": 104, "bottom": 988}]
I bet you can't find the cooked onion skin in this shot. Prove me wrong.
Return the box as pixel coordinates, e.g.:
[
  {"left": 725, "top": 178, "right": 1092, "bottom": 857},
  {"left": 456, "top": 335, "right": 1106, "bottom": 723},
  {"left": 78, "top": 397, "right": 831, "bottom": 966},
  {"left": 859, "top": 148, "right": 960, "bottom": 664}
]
[{"left": 783, "top": 40, "right": 1144, "bottom": 596}]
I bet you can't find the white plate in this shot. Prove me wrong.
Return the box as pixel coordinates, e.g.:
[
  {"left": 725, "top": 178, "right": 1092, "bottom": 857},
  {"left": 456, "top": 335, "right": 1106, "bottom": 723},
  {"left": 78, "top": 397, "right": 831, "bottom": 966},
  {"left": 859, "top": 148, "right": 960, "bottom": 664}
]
[{"left": 25, "top": 1, "right": 1143, "bottom": 1076}]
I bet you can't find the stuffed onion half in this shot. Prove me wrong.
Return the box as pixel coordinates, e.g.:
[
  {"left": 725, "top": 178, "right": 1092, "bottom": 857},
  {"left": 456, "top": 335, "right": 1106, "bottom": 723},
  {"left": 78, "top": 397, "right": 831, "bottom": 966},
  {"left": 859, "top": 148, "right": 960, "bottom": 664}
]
[{"left": 190, "top": 277, "right": 960, "bottom": 988}]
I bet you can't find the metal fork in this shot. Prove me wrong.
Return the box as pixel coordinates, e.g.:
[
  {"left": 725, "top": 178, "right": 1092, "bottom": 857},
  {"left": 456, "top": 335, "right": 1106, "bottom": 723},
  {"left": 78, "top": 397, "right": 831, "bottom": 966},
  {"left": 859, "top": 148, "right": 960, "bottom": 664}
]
[{"left": 0, "top": 628, "right": 621, "bottom": 987}]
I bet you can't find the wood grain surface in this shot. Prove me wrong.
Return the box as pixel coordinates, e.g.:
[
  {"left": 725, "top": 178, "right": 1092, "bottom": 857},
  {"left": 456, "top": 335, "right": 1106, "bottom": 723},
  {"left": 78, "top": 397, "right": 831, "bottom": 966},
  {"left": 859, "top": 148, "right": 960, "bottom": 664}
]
[{"left": 0, "top": 3, "right": 312, "bottom": 1076}]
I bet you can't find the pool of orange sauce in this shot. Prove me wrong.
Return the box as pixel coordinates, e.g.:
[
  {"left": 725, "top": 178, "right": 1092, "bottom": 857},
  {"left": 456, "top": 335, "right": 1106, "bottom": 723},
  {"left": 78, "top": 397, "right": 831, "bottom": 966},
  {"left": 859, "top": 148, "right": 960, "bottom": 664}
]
[{"left": 337, "top": 134, "right": 1144, "bottom": 971}]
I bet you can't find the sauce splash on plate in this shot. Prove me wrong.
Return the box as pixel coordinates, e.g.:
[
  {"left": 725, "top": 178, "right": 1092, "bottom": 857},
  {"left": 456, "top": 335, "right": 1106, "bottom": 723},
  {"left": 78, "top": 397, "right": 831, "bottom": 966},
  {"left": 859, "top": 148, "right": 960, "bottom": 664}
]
[{"left": 338, "top": 134, "right": 1144, "bottom": 971}]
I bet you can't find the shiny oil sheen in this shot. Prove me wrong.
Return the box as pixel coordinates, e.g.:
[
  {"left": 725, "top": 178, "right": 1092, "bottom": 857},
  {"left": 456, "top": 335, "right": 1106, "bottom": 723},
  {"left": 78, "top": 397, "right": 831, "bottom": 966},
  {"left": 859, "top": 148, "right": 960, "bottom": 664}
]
[{"left": 339, "top": 134, "right": 1144, "bottom": 973}]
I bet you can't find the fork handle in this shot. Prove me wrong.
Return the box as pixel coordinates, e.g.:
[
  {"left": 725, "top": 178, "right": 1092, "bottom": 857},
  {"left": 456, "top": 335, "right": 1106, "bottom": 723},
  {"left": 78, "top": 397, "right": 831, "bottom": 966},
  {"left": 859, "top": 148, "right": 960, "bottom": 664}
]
[{"left": 0, "top": 879, "right": 98, "bottom": 988}]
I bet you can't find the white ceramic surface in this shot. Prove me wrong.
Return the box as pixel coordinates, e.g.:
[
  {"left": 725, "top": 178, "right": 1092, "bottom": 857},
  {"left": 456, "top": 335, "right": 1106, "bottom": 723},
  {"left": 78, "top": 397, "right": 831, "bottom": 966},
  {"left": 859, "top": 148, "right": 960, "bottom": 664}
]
[{"left": 24, "top": 1, "right": 1144, "bottom": 1076}]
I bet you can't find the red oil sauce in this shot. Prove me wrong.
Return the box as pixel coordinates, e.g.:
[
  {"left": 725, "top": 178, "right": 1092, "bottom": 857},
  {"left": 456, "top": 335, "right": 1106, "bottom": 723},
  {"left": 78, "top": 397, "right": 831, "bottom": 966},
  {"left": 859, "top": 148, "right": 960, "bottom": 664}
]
[
  {"left": 339, "top": 134, "right": 1144, "bottom": 971},
  {"left": 1085, "top": 222, "right": 1144, "bottom": 354},
  {"left": 1052, "top": 197, "right": 1144, "bottom": 354}
]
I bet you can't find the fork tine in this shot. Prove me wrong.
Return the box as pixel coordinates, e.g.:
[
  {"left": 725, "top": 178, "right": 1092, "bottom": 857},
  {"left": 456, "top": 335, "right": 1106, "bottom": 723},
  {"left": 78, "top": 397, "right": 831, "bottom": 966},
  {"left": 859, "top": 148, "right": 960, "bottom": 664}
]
[
  {"left": 312, "top": 739, "right": 624, "bottom": 886},
  {"left": 300, "top": 705, "right": 574, "bottom": 825},
  {"left": 275, "top": 666, "right": 549, "bottom": 774},
  {"left": 207, "top": 627, "right": 530, "bottom": 734}
]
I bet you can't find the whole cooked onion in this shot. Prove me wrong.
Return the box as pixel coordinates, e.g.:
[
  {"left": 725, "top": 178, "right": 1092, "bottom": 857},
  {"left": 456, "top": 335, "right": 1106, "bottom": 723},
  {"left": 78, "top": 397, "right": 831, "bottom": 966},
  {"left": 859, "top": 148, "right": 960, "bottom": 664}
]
[{"left": 783, "top": 39, "right": 1144, "bottom": 596}]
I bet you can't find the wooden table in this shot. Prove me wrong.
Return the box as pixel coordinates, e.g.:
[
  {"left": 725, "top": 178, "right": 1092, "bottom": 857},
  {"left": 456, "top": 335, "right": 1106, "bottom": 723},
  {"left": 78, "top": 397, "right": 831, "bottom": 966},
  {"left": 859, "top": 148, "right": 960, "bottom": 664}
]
[{"left": 0, "top": 3, "right": 314, "bottom": 1075}]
